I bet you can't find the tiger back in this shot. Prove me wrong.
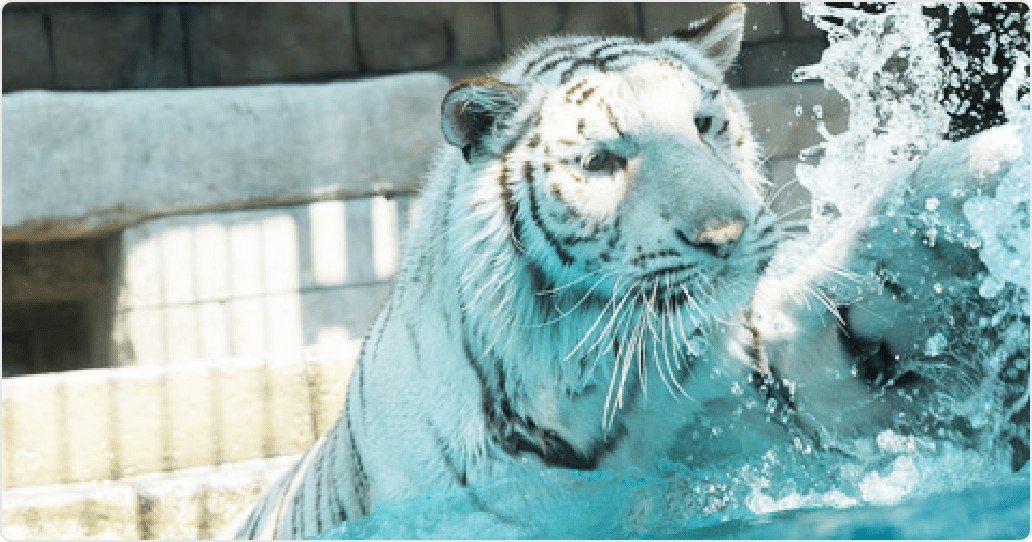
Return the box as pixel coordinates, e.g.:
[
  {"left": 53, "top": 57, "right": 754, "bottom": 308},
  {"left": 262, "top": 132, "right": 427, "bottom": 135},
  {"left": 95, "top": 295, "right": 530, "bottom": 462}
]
[{"left": 230, "top": 4, "right": 790, "bottom": 538}]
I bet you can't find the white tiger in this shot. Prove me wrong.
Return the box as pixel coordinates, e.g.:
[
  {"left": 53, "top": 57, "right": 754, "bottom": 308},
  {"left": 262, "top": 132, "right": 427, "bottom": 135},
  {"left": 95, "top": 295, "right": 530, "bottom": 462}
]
[{"left": 230, "top": 4, "right": 794, "bottom": 538}]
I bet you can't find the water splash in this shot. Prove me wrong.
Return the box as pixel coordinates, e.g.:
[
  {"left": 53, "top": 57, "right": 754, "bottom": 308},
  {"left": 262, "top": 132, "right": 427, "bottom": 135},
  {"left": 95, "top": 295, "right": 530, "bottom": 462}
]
[
  {"left": 794, "top": 3, "right": 951, "bottom": 227},
  {"left": 775, "top": 0, "right": 1030, "bottom": 500}
]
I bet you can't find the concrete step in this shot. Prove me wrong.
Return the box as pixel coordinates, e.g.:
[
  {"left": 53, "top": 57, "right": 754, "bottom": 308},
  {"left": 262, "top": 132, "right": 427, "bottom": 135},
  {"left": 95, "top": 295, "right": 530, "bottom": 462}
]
[
  {"left": 2, "top": 455, "right": 298, "bottom": 540},
  {"left": 2, "top": 342, "right": 360, "bottom": 490}
]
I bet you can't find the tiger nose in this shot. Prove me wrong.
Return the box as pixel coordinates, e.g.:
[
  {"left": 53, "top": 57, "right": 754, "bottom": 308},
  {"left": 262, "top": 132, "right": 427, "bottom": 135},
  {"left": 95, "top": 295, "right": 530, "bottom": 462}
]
[{"left": 675, "top": 216, "right": 747, "bottom": 258}]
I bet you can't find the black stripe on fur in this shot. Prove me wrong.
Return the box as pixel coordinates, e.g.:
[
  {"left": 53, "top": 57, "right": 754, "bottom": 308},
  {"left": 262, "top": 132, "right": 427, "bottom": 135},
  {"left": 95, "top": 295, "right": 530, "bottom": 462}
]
[{"left": 524, "top": 161, "right": 576, "bottom": 266}]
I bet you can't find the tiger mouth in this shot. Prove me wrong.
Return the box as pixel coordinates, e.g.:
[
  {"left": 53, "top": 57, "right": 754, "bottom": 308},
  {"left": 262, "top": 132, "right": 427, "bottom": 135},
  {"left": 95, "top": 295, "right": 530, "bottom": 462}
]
[
  {"left": 628, "top": 265, "right": 743, "bottom": 313},
  {"left": 634, "top": 263, "right": 700, "bottom": 288}
]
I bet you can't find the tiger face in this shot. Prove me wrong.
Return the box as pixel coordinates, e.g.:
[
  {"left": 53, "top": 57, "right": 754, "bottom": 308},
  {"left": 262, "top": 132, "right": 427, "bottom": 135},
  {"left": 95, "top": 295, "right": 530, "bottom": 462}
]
[{"left": 441, "top": 6, "right": 777, "bottom": 329}]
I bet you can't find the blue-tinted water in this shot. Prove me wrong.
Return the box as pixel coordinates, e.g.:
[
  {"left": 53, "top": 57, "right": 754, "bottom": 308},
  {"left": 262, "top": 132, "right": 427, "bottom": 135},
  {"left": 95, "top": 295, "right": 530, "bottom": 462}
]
[
  {"left": 314, "top": 464, "right": 1027, "bottom": 539},
  {"left": 726, "top": 479, "right": 1029, "bottom": 540}
]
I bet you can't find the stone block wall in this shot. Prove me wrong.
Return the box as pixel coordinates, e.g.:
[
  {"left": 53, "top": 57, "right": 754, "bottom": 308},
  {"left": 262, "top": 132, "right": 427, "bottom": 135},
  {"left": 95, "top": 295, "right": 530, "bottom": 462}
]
[
  {"left": 2, "top": 345, "right": 358, "bottom": 538},
  {"left": 2, "top": 453, "right": 300, "bottom": 539},
  {"left": 3, "top": 2, "right": 827, "bottom": 93}
]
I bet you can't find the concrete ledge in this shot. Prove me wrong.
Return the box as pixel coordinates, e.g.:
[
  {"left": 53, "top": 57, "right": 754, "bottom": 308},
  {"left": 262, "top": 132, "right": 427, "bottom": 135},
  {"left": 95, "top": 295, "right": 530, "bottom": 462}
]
[
  {"left": 2, "top": 72, "right": 449, "bottom": 241},
  {"left": 2, "top": 455, "right": 298, "bottom": 540},
  {"left": 1, "top": 481, "right": 140, "bottom": 540},
  {"left": 2, "top": 346, "right": 358, "bottom": 490}
]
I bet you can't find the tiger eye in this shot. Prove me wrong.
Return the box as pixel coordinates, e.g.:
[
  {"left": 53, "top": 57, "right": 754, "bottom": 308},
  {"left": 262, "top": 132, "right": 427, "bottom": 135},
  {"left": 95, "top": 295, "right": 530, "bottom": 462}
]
[
  {"left": 581, "top": 150, "right": 626, "bottom": 173},
  {"left": 695, "top": 115, "right": 714, "bottom": 134},
  {"left": 583, "top": 151, "right": 608, "bottom": 171}
]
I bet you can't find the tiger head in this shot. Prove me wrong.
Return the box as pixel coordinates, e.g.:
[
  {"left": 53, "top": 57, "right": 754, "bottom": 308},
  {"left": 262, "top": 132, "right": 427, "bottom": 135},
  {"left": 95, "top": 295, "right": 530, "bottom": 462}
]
[{"left": 440, "top": 4, "right": 778, "bottom": 332}]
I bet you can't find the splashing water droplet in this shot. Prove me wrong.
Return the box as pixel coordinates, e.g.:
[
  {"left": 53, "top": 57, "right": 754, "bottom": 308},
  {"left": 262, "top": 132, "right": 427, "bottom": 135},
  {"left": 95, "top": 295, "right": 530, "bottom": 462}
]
[
  {"left": 924, "top": 332, "right": 948, "bottom": 356},
  {"left": 979, "top": 274, "right": 1006, "bottom": 298}
]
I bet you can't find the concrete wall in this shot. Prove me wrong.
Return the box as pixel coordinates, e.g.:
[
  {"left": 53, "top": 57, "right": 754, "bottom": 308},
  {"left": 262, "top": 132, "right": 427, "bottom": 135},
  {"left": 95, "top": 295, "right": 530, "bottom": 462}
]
[
  {"left": 1, "top": 74, "right": 446, "bottom": 241},
  {"left": 2, "top": 3, "right": 827, "bottom": 93}
]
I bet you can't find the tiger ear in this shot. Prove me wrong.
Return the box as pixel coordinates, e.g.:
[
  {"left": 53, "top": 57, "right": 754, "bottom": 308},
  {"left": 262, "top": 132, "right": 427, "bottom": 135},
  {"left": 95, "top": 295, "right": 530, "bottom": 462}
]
[
  {"left": 441, "top": 77, "right": 523, "bottom": 162},
  {"left": 672, "top": 3, "right": 746, "bottom": 71}
]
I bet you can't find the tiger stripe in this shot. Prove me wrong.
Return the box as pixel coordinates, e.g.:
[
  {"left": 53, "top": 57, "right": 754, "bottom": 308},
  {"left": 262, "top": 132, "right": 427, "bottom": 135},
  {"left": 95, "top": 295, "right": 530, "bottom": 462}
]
[
  {"left": 576, "top": 86, "right": 597, "bottom": 105},
  {"left": 558, "top": 49, "right": 625, "bottom": 83},
  {"left": 564, "top": 78, "right": 589, "bottom": 102},
  {"left": 520, "top": 38, "right": 594, "bottom": 77},
  {"left": 534, "top": 38, "right": 615, "bottom": 82},
  {"left": 717, "top": 119, "right": 730, "bottom": 136},
  {"left": 524, "top": 161, "right": 576, "bottom": 266},
  {"left": 598, "top": 98, "right": 624, "bottom": 136},
  {"left": 346, "top": 401, "right": 371, "bottom": 517},
  {"left": 405, "top": 320, "right": 424, "bottom": 370},
  {"left": 465, "top": 327, "right": 624, "bottom": 471},
  {"left": 428, "top": 420, "right": 468, "bottom": 486},
  {"left": 498, "top": 153, "right": 524, "bottom": 252}
]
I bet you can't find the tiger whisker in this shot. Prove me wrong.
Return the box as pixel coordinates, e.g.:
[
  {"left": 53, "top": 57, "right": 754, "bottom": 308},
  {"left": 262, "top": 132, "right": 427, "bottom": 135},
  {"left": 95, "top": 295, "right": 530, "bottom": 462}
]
[
  {"left": 763, "top": 177, "right": 806, "bottom": 211},
  {"left": 528, "top": 268, "right": 622, "bottom": 328},
  {"left": 629, "top": 301, "right": 649, "bottom": 400},
  {"left": 656, "top": 297, "right": 683, "bottom": 399},
  {"left": 646, "top": 290, "right": 683, "bottom": 401},
  {"left": 605, "top": 296, "right": 639, "bottom": 425},
  {"left": 665, "top": 303, "right": 697, "bottom": 401},
  {"left": 770, "top": 204, "right": 813, "bottom": 224},
  {"left": 562, "top": 275, "right": 627, "bottom": 361},
  {"left": 536, "top": 265, "right": 621, "bottom": 295},
  {"left": 575, "top": 276, "right": 635, "bottom": 362}
]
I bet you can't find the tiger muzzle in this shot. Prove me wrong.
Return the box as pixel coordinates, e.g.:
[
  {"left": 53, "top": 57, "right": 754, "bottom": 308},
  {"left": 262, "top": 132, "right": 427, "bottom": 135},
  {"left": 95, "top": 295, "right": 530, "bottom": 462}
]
[{"left": 678, "top": 216, "right": 747, "bottom": 258}]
